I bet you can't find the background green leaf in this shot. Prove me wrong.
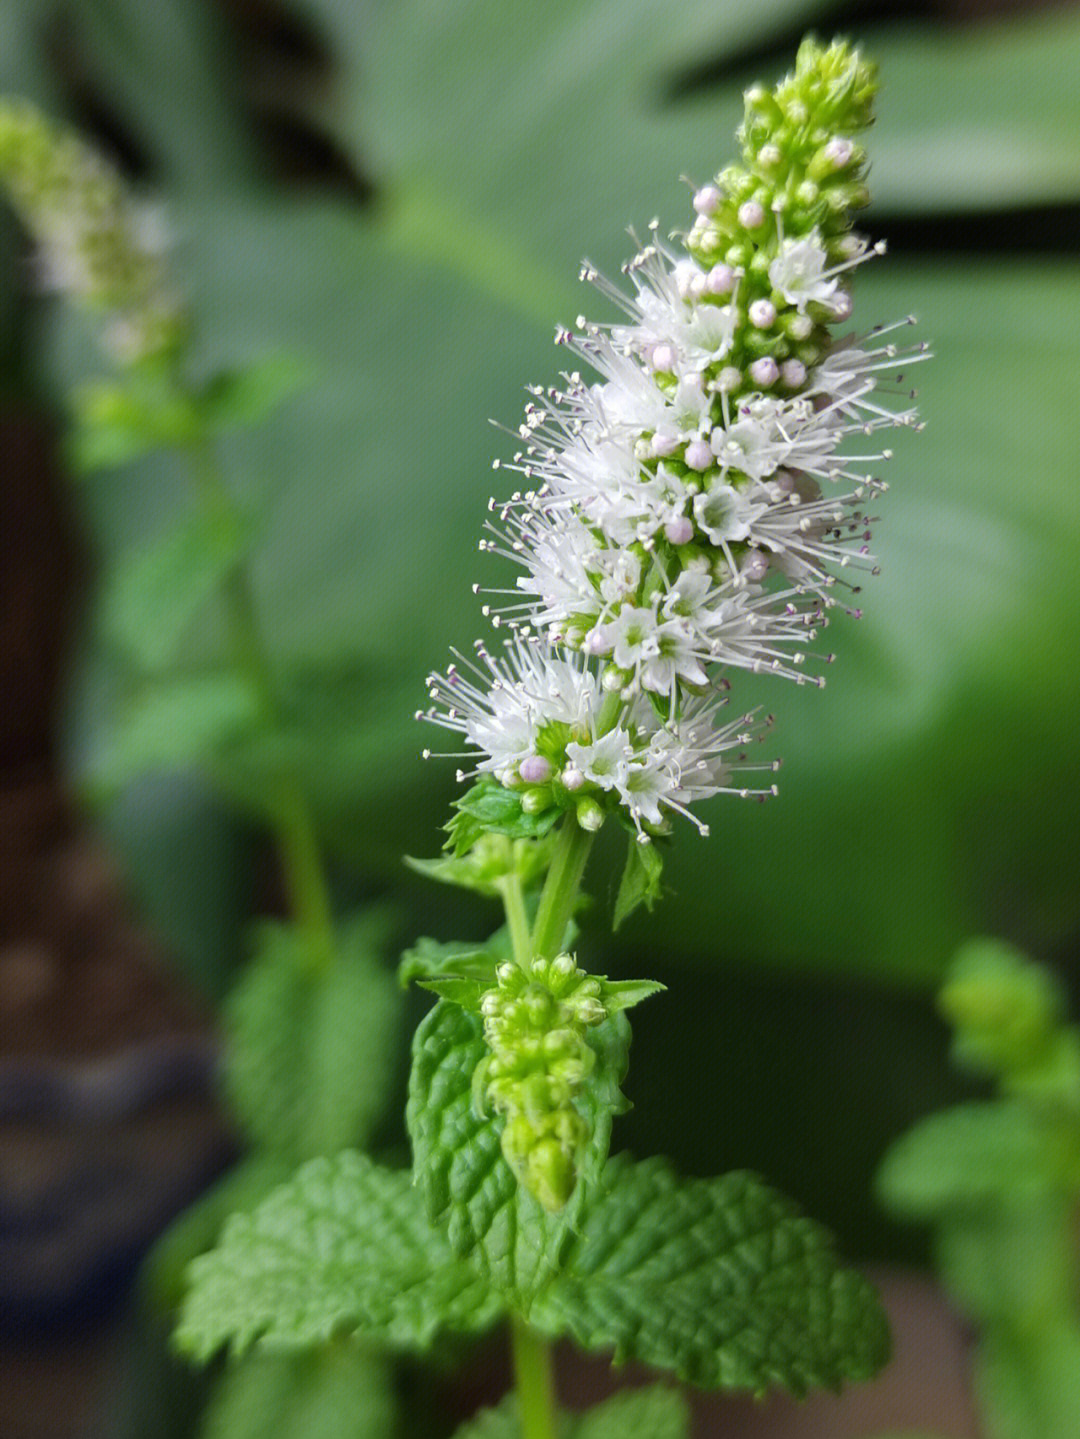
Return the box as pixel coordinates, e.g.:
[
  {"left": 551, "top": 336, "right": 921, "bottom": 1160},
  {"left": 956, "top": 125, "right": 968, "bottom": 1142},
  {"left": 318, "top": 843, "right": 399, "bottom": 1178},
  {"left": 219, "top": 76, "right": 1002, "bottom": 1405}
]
[
  {"left": 201, "top": 1347, "right": 395, "bottom": 1439},
  {"left": 224, "top": 914, "right": 401, "bottom": 1160}
]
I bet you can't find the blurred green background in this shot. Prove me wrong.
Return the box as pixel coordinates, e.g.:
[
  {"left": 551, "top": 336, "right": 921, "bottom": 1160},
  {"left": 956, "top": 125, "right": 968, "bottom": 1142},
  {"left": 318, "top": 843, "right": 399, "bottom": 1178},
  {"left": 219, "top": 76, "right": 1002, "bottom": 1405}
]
[{"left": 2, "top": 0, "right": 1079, "bottom": 1272}]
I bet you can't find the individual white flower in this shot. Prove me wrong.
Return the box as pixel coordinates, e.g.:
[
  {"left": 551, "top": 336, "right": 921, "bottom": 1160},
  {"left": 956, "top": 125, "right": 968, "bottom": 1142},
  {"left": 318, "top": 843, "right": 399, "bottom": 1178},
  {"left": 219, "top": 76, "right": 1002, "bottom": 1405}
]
[
  {"left": 768, "top": 230, "right": 838, "bottom": 312},
  {"left": 608, "top": 604, "right": 660, "bottom": 672},
  {"left": 613, "top": 752, "right": 676, "bottom": 829},
  {"left": 565, "top": 728, "right": 632, "bottom": 791},
  {"left": 709, "top": 403, "right": 787, "bottom": 482},
  {"left": 692, "top": 483, "right": 769, "bottom": 548}
]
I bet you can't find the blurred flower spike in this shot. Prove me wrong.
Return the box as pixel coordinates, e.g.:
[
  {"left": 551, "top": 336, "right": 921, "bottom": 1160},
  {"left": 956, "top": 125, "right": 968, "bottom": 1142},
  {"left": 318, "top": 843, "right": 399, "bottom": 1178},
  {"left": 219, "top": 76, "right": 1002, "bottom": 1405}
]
[
  {"left": 0, "top": 99, "right": 186, "bottom": 364},
  {"left": 421, "top": 37, "right": 929, "bottom": 845}
]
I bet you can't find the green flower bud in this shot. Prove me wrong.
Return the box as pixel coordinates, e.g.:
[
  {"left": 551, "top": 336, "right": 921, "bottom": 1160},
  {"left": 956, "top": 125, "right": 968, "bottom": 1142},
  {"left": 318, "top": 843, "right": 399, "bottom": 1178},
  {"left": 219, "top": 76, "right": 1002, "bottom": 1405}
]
[
  {"left": 575, "top": 796, "right": 605, "bottom": 832},
  {"left": 940, "top": 940, "right": 1066, "bottom": 1081},
  {"left": 474, "top": 951, "right": 614, "bottom": 1211}
]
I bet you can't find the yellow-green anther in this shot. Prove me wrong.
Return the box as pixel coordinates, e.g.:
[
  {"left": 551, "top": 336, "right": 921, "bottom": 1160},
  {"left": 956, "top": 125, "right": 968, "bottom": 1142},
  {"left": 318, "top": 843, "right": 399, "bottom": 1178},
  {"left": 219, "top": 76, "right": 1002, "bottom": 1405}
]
[
  {"left": 0, "top": 99, "right": 185, "bottom": 363},
  {"left": 475, "top": 951, "right": 609, "bottom": 1211}
]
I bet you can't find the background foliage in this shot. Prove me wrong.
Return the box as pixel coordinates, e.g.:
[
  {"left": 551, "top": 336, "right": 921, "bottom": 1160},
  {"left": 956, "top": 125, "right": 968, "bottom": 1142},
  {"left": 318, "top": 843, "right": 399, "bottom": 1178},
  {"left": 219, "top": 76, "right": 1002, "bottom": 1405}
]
[{"left": 2, "top": 0, "right": 1078, "bottom": 1316}]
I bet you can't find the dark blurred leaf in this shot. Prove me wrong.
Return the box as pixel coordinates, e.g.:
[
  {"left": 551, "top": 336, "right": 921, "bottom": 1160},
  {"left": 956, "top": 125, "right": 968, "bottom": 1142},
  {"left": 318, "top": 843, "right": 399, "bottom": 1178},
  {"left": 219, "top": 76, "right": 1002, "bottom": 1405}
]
[
  {"left": 224, "top": 914, "right": 400, "bottom": 1160},
  {"left": 202, "top": 1347, "right": 395, "bottom": 1439},
  {"left": 99, "top": 506, "right": 250, "bottom": 671},
  {"left": 89, "top": 671, "right": 262, "bottom": 795}
]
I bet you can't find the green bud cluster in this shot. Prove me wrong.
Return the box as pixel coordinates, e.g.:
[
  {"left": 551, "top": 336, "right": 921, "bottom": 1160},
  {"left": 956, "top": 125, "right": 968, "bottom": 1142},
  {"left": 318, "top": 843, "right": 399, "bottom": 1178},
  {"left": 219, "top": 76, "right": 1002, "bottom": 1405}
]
[
  {"left": 685, "top": 37, "right": 878, "bottom": 391},
  {"left": 940, "top": 939, "right": 1080, "bottom": 1105},
  {"left": 475, "top": 952, "right": 608, "bottom": 1212},
  {"left": 0, "top": 99, "right": 185, "bottom": 363}
]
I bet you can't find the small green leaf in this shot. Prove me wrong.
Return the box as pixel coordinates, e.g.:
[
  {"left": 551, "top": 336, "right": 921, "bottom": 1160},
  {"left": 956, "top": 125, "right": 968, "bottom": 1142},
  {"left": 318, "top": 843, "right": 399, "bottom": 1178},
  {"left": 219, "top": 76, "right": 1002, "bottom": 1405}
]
[
  {"left": 450, "top": 1395, "right": 519, "bottom": 1439},
  {"left": 197, "top": 353, "right": 311, "bottom": 433},
  {"left": 68, "top": 378, "right": 202, "bottom": 475},
  {"left": 451, "top": 782, "right": 562, "bottom": 852},
  {"left": 89, "top": 672, "right": 262, "bottom": 795},
  {"left": 100, "top": 509, "right": 251, "bottom": 672},
  {"left": 224, "top": 915, "right": 401, "bottom": 1160},
  {"left": 573, "top": 1385, "right": 690, "bottom": 1439},
  {"left": 449, "top": 1387, "right": 688, "bottom": 1439},
  {"left": 406, "top": 999, "right": 628, "bottom": 1308},
  {"left": 407, "top": 831, "right": 555, "bottom": 897},
  {"left": 398, "top": 935, "right": 502, "bottom": 989},
  {"left": 598, "top": 979, "right": 666, "bottom": 1014},
  {"left": 532, "top": 1155, "right": 890, "bottom": 1395},
  {"left": 877, "top": 1101, "right": 1073, "bottom": 1218},
  {"left": 177, "top": 1151, "right": 503, "bottom": 1360},
  {"left": 416, "top": 975, "right": 489, "bottom": 1010},
  {"left": 202, "top": 1346, "right": 396, "bottom": 1439},
  {"left": 612, "top": 839, "right": 663, "bottom": 932}
]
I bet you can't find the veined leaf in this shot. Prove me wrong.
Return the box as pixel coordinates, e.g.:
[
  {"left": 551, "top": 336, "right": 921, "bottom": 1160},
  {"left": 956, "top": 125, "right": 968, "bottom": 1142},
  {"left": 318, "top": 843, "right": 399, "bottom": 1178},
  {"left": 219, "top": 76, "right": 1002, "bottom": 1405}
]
[
  {"left": 532, "top": 1155, "right": 890, "bottom": 1395},
  {"left": 406, "top": 999, "right": 629, "bottom": 1308},
  {"left": 177, "top": 1151, "right": 503, "bottom": 1360}
]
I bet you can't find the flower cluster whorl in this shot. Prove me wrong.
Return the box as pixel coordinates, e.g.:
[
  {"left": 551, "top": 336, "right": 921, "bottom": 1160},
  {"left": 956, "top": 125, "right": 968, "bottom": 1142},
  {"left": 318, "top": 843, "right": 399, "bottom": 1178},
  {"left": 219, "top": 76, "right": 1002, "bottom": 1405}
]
[
  {"left": 476, "top": 953, "right": 607, "bottom": 1212},
  {"left": 422, "top": 38, "right": 925, "bottom": 845},
  {"left": 0, "top": 100, "right": 184, "bottom": 363}
]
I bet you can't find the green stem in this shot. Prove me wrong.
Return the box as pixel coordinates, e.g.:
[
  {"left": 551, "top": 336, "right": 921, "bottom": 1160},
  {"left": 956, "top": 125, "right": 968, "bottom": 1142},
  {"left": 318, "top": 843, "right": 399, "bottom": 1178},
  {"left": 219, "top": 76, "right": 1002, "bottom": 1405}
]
[
  {"left": 185, "top": 437, "right": 336, "bottom": 968},
  {"left": 510, "top": 1315, "right": 559, "bottom": 1439},
  {"left": 501, "top": 868, "right": 533, "bottom": 970},
  {"left": 531, "top": 819, "right": 594, "bottom": 962}
]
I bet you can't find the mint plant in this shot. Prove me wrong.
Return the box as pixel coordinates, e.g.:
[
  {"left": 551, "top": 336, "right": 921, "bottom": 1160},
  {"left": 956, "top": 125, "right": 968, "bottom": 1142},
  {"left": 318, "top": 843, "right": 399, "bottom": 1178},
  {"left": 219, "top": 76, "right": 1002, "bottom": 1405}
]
[
  {"left": 879, "top": 940, "right": 1080, "bottom": 1439},
  {"left": 0, "top": 31, "right": 931, "bottom": 1439},
  {"left": 167, "top": 37, "right": 923, "bottom": 1438}
]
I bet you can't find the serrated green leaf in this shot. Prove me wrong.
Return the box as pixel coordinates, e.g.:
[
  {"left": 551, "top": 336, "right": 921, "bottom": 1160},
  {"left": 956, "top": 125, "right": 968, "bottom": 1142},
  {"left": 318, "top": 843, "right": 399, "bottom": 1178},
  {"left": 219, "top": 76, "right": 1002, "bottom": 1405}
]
[
  {"left": 398, "top": 936, "right": 502, "bottom": 990},
  {"left": 197, "top": 353, "right": 311, "bottom": 434},
  {"left": 406, "top": 999, "right": 629, "bottom": 1308},
  {"left": 599, "top": 979, "right": 666, "bottom": 1015},
  {"left": 612, "top": 839, "right": 664, "bottom": 932},
  {"left": 142, "top": 1154, "right": 295, "bottom": 1313},
  {"left": 574, "top": 1385, "right": 690, "bottom": 1439},
  {"left": 877, "top": 1101, "right": 1074, "bottom": 1218},
  {"left": 177, "top": 1151, "right": 503, "bottom": 1360},
  {"left": 202, "top": 1346, "right": 395, "bottom": 1439},
  {"left": 99, "top": 508, "right": 250, "bottom": 672},
  {"left": 224, "top": 915, "right": 400, "bottom": 1160},
  {"left": 531, "top": 1155, "right": 890, "bottom": 1395},
  {"left": 454, "top": 783, "right": 563, "bottom": 846},
  {"left": 88, "top": 672, "right": 262, "bottom": 795}
]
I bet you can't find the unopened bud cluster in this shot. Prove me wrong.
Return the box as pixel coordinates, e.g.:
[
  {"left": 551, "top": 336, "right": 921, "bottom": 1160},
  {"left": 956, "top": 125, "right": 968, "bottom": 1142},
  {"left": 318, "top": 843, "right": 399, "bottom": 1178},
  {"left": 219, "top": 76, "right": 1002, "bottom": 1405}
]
[
  {"left": 0, "top": 100, "right": 184, "bottom": 363},
  {"left": 475, "top": 952, "right": 607, "bottom": 1211},
  {"left": 940, "top": 941, "right": 1080, "bottom": 1104},
  {"left": 422, "top": 38, "right": 925, "bottom": 844}
]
